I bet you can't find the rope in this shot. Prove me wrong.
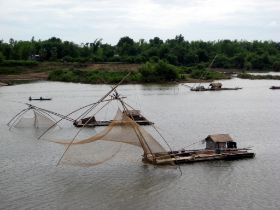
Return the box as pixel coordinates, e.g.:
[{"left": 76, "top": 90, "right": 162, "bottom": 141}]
[
  {"left": 192, "top": 54, "right": 218, "bottom": 89},
  {"left": 152, "top": 125, "right": 182, "bottom": 175}
]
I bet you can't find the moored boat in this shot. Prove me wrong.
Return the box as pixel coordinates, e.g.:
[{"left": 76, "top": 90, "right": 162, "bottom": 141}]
[
  {"left": 145, "top": 134, "right": 255, "bottom": 165},
  {"left": 29, "top": 96, "right": 52, "bottom": 101},
  {"left": 270, "top": 86, "right": 280, "bottom": 90}
]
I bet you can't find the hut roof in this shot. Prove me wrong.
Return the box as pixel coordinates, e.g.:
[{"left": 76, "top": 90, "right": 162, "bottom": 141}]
[
  {"left": 209, "top": 82, "right": 222, "bottom": 87},
  {"left": 206, "top": 134, "right": 233, "bottom": 143}
]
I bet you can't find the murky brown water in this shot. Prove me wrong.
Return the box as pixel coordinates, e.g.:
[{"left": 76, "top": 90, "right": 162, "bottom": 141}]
[{"left": 1, "top": 78, "right": 280, "bottom": 210}]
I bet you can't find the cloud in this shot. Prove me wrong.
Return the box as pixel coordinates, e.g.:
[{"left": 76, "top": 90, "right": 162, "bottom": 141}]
[{"left": 0, "top": 0, "right": 280, "bottom": 43}]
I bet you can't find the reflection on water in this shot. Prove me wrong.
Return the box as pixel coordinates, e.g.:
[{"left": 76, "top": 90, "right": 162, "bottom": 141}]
[{"left": 1, "top": 79, "right": 280, "bottom": 210}]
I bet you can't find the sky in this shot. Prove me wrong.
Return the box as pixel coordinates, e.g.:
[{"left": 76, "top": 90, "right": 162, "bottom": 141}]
[{"left": 0, "top": 0, "right": 280, "bottom": 44}]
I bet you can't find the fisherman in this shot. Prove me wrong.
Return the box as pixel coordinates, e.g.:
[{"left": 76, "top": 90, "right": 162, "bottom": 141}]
[{"left": 29, "top": 96, "right": 32, "bottom": 101}]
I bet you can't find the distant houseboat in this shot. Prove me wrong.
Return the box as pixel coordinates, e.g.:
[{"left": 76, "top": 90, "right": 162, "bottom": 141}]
[{"left": 191, "top": 83, "right": 242, "bottom": 91}]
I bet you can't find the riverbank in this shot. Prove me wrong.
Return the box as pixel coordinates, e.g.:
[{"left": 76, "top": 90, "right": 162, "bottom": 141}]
[
  {"left": 237, "top": 73, "right": 280, "bottom": 80},
  {"left": 0, "top": 61, "right": 231, "bottom": 84},
  {"left": 0, "top": 62, "right": 139, "bottom": 84},
  {"left": 4, "top": 62, "right": 280, "bottom": 85}
]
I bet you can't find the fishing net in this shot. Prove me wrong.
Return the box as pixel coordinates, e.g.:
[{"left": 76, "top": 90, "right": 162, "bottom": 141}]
[
  {"left": 13, "top": 110, "right": 57, "bottom": 128},
  {"left": 54, "top": 109, "right": 174, "bottom": 166}
]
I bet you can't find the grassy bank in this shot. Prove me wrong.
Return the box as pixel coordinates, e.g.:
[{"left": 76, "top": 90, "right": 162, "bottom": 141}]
[
  {"left": 0, "top": 61, "right": 229, "bottom": 84},
  {"left": 237, "top": 73, "right": 280, "bottom": 80},
  {"left": 48, "top": 70, "right": 141, "bottom": 84},
  {"left": 48, "top": 61, "right": 229, "bottom": 84}
]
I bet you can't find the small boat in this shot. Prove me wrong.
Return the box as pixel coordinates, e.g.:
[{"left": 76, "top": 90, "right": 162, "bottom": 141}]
[
  {"left": 147, "top": 134, "right": 255, "bottom": 165},
  {"left": 29, "top": 97, "right": 52, "bottom": 101},
  {"left": 270, "top": 86, "right": 280, "bottom": 90}
]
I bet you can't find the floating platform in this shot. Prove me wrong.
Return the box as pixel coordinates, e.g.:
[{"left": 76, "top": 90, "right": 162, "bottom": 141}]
[
  {"left": 145, "top": 149, "right": 255, "bottom": 165},
  {"left": 74, "top": 120, "right": 153, "bottom": 127},
  {"left": 190, "top": 82, "right": 242, "bottom": 91},
  {"left": 74, "top": 110, "right": 153, "bottom": 127},
  {"left": 144, "top": 134, "right": 255, "bottom": 165},
  {"left": 191, "top": 87, "right": 242, "bottom": 91}
]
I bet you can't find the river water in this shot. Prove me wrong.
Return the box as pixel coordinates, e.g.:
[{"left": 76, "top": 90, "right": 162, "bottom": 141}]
[{"left": 0, "top": 78, "right": 280, "bottom": 210}]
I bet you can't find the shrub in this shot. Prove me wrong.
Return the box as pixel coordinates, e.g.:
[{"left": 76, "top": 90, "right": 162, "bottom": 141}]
[
  {"left": 139, "top": 61, "right": 179, "bottom": 82},
  {"left": 0, "top": 60, "right": 38, "bottom": 67}
]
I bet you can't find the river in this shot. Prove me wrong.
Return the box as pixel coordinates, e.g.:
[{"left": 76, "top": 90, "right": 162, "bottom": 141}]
[{"left": 0, "top": 78, "right": 280, "bottom": 210}]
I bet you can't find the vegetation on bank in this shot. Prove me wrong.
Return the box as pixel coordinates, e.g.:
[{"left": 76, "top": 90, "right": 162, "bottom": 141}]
[
  {"left": 1, "top": 36, "right": 280, "bottom": 72},
  {"left": 237, "top": 73, "right": 280, "bottom": 80},
  {"left": 1, "top": 35, "right": 280, "bottom": 83},
  {"left": 48, "top": 69, "right": 141, "bottom": 84},
  {"left": 47, "top": 61, "right": 228, "bottom": 84}
]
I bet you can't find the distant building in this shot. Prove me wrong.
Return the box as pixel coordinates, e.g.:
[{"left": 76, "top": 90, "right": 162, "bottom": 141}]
[{"left": 30, "top": 54, "right": 42, "bottom": 61}]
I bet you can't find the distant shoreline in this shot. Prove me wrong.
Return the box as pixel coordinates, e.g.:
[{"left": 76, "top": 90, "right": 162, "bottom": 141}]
[{"left": 1, "top": 62, "right": 280, "bottom": 85}]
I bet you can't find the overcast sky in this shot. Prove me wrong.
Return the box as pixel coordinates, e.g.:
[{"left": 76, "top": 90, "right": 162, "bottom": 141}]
[{"left": 0, "top": 0, "right": 279, "bottom": 44}]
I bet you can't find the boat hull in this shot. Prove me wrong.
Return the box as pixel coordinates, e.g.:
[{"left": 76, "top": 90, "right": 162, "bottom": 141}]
[
  {"left": 148, "top": 150, "right": 255, "bottom": 165},
  {"left": 270, "top": 86, "right": 280, "bottom": 90},
  {"left": 74, "top": 120, "right": 153, "bottom": 127},
  {"left": 191, "top": 88, "right": 242, "bottom": 91}
]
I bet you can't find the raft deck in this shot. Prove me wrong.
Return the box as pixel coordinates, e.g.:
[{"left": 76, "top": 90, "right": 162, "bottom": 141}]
[
  {"left": 149, "top": 149, "right": 255, "bottom": 165},
  {"left": 74, "top": 120, "right": 153, "bottom": 127},
  {"left": 29, "top": 97, "right": 52, "bottom": 101},
  {"left": 191, "top": 87, "right": 242, "bottom": 91}
]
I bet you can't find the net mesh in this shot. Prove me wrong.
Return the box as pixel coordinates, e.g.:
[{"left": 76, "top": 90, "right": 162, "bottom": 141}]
[
  {"left": 14, "top": 110, "right": 57, "bottom": 128},
  {"left": 54, "top": 109, "right": 173, "bottom": 166}
]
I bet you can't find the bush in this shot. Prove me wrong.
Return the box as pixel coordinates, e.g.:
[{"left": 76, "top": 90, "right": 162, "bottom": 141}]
[
  {"left": 139, "top": 61, "right": 179, "bottom": 82},
  {"left": 0, "top": 60, "right": 38, "bottom": 67},
  {"left": 190, "top": 66, "right": 226, "bottom": 80},
  {"left": 0, "top": 52, "right": 4, "bottom": 63},
  {"left": 273, "top": 61, "right": 280, "bottom": 72},
  {"left": 48, "top": 69, "right": 138, "bottom": 84},
  {"left": 62, "top": 56, "right": 74, "bottom": 62}
]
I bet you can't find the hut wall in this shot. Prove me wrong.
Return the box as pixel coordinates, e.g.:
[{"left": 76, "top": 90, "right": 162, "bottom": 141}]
[
  {"left": 206, "top": 141, "right": 227, "bottom": 150},
  {"left": 206, "top": 140, "right": 216, "bottom": 149},
  {"left": 217, "top": 142, "right": 227, "bottom": 149}
]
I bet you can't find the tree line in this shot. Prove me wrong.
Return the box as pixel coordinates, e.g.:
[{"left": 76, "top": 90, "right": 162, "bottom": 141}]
[{"left": 1, "top": 35, "right": 280, "bottom": 71}]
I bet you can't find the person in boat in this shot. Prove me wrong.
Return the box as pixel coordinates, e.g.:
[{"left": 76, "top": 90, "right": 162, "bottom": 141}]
[
  {"left": 29, "top": 96, "right": 32, "bottom": 101},
  {"left": 40, "top": 97, "right": 42, "bottom": 100}
]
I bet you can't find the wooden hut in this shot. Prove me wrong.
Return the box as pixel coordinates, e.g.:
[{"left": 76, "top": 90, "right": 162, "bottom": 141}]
[
  {"left": 209, "top": 82, "right": 222, "bottom": 89},
  {"left": 205, "top": 134, "right": 237, "bottom": 150}
]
